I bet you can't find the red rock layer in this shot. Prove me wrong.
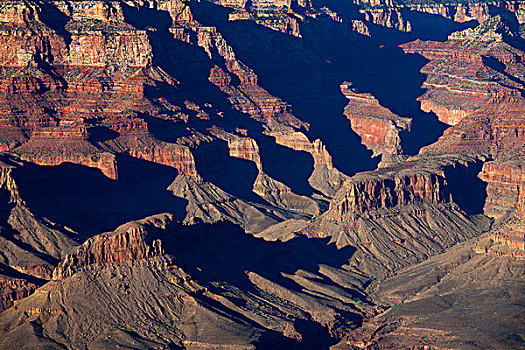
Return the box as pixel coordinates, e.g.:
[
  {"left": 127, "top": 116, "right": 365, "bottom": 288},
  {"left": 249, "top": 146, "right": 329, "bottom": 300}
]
[
  {"left": 211, "top": 129, "right": 263, "bottom": 169},
  {"left": 479, "top": 160, "right": 525, "bottom": 251},
  {"left": 11, "top": 265, "right": 53, "bottom": 281},
  {"left": 128, "top": 143, "right": 198, "bottom": 176},
  {"left": 496, "top": 183, "right": 525, "bottom": 250},
  {"left": 0, "top": 162, "right": 19, "bottom": 201},
  {"left": 269, "top": 131, "right": 333, "bottom": 167},
  {"left": 0, "top": 1, "right": 196, "bottom": 179},
  {"left": 204, "top": 29, "right": 306, "bottom": 130},
  {"left": 479, "top": 161, "right": 525, "bottom": 220},
  {"left": 13, "top": 135, "right": 119, "bottom": 179},
  {"left": 354, "top": 1, "right": 524, "bottom": 26},
  {"left": 421, "top": 93, "right": 525, "bottom": 160},
  {"left": 360, "top": 8, "right": 411, "bottom": 32},
  {"left": 491, "top": 225, "right": 525, "bottom": 250},
  {"left": 52, "top": 216, "right": 169, "bottom": 280},
  {"left": 401, "top": 16, "right": 525, "bottom": 125},
  {"left": 341, "top": 82, "right": 411, "bottom": 159},
  {"left": 218, "top": 0, "right": 302, "bottom": 37},
  {"left": 421, "top": 91, "right": 525, "bottom": 250},
  {"left": 0, "top": 277, "right": 37, "bottom": 311},
  {"left": 329, "top": 170, "right": 450, "bottom": 219}
]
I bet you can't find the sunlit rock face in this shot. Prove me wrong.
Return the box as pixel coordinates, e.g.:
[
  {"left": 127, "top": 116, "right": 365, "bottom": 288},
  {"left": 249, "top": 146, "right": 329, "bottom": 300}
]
[{"left": 0, "top": 1, "right": 523, "bottom": 349}]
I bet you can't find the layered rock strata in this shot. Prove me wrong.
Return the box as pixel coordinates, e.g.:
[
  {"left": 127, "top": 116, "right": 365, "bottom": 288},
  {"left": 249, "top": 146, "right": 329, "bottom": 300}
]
[
  {"left": 421, "top": 94, "right": 525, "bottom": 160},
  {"left": 401, "top": 16, "right": 525, "bottom": 126},
  {"left": 340, "top": 82, "right": 411, "bottom": 162},
  {"left": 53, "top": 214, "right": 169, "bottom": 280}
]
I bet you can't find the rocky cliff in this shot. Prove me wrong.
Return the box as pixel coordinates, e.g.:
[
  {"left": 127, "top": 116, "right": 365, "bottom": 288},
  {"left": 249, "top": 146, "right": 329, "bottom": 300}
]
[
  {"left": 353, "top": 0, "right": 525, "bottom": 27},
  {"left": 340, "top": 82, "right": 411, "bottom": 162},
  {"left": 421, "top": 93, "right": 525, "bottom": 159},
  {"left": 0, "top": 0, "right": 523, "bottom": 349},
  {"left": 329, "top": 169, "right": 448, "bottom": 218},
  {"left": 0, "top": 155, "right": 79, "bottom": 310},
  {"left": 479, "top": 160, "right": 525, "bottom": 220},
  {"left": 401, "top": 16, "right": 525, "bottom": 126},
  {"left": 0, "top": 0, "right": 193, "bottom": 181},
  {"left": 53, "top": 214, "right": 168, "bottom": 280}
]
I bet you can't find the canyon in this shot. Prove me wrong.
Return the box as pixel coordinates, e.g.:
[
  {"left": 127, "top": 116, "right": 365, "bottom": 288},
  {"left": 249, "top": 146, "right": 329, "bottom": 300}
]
[{"left": 0, "top": 0, "right": 523, "bottom": 349}]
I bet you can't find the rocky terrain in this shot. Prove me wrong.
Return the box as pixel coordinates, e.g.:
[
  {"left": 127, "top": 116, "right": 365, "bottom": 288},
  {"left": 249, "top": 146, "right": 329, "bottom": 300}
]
[{"left": 0, "top": 0, "right": 523, "bottom": 349}]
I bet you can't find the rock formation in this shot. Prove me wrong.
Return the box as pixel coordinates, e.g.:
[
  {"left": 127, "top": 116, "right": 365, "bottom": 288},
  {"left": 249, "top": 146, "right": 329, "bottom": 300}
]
[
  {"left": 360, "top": 7, "right": 412, "bottom": 32},
  {"left": 421, "top": 93, "right": 525, "bottom": 160},
  {"left": 340, "top": 82, "right": 411, "bottom": 163},
  {"left": 0, "top": 0, "right": 523, "bottom": 349},
  {"left": 479, "top": 160, "right": 525, "bottom": 220},
  {"left": 0, "top": 154, "right": 78, "bottom": 310},
  {"left": 52, "top": 214, "right": 168, "bottom": 280},
  {"left": 0, "top": 0, "right": 178, "bottom": 178},
  {"left": 353, "top": 0, "right": 524, "bottom": 27},
  {"left": 401, "top": 16, "right": 525, "bottom": 126}
]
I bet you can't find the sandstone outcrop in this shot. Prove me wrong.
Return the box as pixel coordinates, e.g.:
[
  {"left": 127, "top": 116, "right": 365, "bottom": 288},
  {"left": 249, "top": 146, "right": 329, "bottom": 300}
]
[
  {"left": 479, "top": 160, "right": 525, "bottom": 220},
  {"left": 360, "top": 8, "right": 412, "bottom": 32},
  {"left": 0, "top": 274, "right": 37, "bottom": 311},
  {"left": 126, "top": 142, "right": 198, "bottom": 176},
  {"left": 53, "top": 214, "right": 169, "bottom": 280},
  {"left": 490, "top": 222, "right": 525, "bottom": 250},
  {"left": 353, "top": 0, "right": 524, "bottom": 26},
  {"left": 204, "top": 32, "right": 306, "bottom": 130},
  {"left": 478, "top": 160, "right": 525, "bottom": 251},
  {"left": 294, "top": 154, "right": 493, "bottom": 281},
  {"left": 340, "top": 82, "right": 411, "bottom": 162},
  {"left": 1, "top": 255, "right": 269, "bottom": 349},
  {"left": 211, "top": 128, "right": 320, "bottom": 214},
  {"left": 0, "top": 0, "right": 185, "bottom": 180},
  {"left": 265, "top": 130, "right": 349, "bottom": 197},
  {"left": 329, "top": 170, "right": 448, "bottom": 218},
  {"left": 14, "top": 138, "right": 119, "bottom": 179},
  {"left": 421, "top": 93, "right": 525, "bottom": 160},
  {"left": 401, "top": 16, "right": 525, "bottom": 126},
  {"left": 324, "top": 155, "right": 480, "bottom": 220},
  {"left": 0, "top": 1, "right": 523, "bottom": 349}
]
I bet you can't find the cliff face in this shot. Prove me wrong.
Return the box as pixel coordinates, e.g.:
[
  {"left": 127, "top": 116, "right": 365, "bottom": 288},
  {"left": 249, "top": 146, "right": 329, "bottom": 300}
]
[
  {"left": 0, "top": 0, "right": 190, "bottom": 180},
  {"left": 329, "top": 171, "right": 448, "bottom": 218},
  {"left": 419, "top": 94, "right": 525, "bottom": 250},
  {"left": 211, "top": 129, "right": 319, "bottom": 214},
  {"left": 478, "top": 160, "right": 525, "bottom": 251},
  {"left": 127, "top": 143, "right": 198, "bottom": 176},
  {"left": 324, "top": 156, "right": 475, "bottom": 221},
  {"left": 299, "top": 157, "right": 492, "bottom": 285},
  {"left": 340, "top": 82, "right": 411, "bottom": 162},
  {"left": 479, "top": 160, "right": 525, "bottom": 220},
  {"left": 401, "top": 16, "right": 525, "bottom": 126},
  {"left": 53, "top": 214, "right": 169, "bottom": 280},
  {"left": 0, "top": 276, "right": 38, "bottom": 311},
  {"left": 266, "top": 130, "right": 349, "bottom": 197},
  {"left": 0, "top": 1, "right": 523, "bottom": 349},
  {"left": 0, "top": 161, "right": 18, "bottom": 200},
  {"left": 353, "top": 0, "right": 523, "bottom": 26},
  {"left": 421, "top": 94, "right": 525, "bottom": 160},
  {"left": 0, "top": 155, "right": 79, "bottom": 309},
  {"left": 360, "top": 8, "right": 412, "bottom": 32},
  {"left": 204, "top": 29, "right": 306, "bottom": 130}
]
